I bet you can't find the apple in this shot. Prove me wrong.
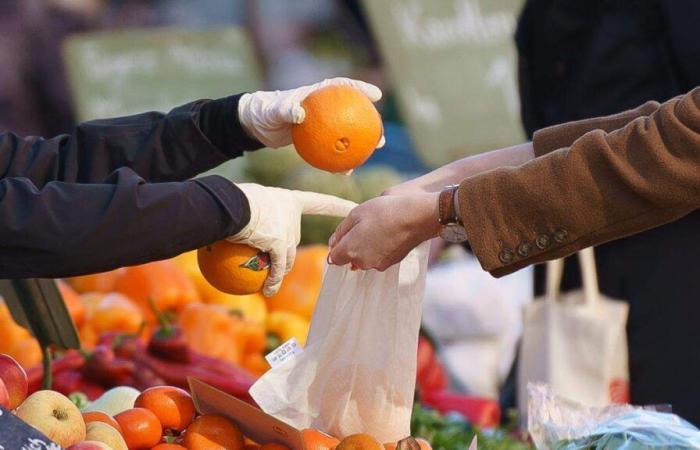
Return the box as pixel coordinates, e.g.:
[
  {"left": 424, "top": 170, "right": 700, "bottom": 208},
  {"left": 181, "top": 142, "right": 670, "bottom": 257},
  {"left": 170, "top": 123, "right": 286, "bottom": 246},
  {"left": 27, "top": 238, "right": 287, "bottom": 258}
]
[
  {"left": 0, "top": 353, "right": 28, "bottom": 408},
  {"left": 15, "top": 390, "right": 86, "bottom": 448},
  {"left": 85, "top": 421, "right": 128, "bottom": 450},
  {"left": 0, "top": 378, "right": 10, "bottom": 409},
  {"left": 66, "top": 441, "right": 113, "bottom": 450}
]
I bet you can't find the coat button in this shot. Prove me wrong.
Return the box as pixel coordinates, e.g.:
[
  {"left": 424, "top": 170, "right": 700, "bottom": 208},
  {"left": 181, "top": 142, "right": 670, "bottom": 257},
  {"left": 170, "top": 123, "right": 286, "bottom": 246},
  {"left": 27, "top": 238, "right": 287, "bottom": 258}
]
[
  {"left": 536, "top": 234, "right": 551, "bottom": 249},
  {"left": 517, "top": 242, "right": 532, "bottom": 257},
  {"left": 499, "top": 248, "right": 515, "bottom": 264},
  {"left": 554, "top": 229, "right": 569, "bottom": 243}
]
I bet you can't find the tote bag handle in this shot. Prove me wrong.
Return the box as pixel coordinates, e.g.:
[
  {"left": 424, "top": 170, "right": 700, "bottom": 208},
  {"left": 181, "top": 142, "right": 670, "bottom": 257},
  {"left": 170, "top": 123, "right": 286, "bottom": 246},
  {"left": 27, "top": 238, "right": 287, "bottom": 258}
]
[{"left": 545, "top": 246, "right": 600, "bottom": 306}]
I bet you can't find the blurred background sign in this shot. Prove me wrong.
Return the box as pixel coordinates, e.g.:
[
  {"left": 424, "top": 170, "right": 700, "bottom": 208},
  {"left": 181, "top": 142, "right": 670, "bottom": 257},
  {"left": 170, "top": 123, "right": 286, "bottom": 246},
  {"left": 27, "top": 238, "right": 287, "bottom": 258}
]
[
  {"left": 63, "top": 27, "right": 261, "bottom": 121},
  {"left": 361, "top": 0, "right": 525, "bottom": 167}
]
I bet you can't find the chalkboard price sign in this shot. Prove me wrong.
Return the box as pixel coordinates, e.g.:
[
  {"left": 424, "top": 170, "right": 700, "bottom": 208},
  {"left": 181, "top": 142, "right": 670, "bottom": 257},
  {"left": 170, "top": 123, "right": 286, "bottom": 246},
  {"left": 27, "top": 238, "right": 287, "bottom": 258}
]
[
  {"left": 63, "top": 27, "right": 261, "bottom": 121},
  {"left": 0, "top": 407, "right": 62, "bottom": 450},
  {"left": 362, "top": 0, "right": 525, "bottom": 167}
]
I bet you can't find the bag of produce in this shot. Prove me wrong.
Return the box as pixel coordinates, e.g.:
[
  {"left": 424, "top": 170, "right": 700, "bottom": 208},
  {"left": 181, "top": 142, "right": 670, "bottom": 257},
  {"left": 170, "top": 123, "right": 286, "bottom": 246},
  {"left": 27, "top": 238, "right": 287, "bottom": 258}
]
[
  {"left": 250, "top": 242, "right": 430, "bottom": 442},
  {"left": 528, "top": 384, "right": 700, "bottom": 449}
]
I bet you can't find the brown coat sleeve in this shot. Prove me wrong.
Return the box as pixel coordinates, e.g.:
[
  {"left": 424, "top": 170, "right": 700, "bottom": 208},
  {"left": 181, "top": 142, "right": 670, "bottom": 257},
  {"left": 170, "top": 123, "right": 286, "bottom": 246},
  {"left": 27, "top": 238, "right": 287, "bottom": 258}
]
[{"left": 457, "top": 87, "right": 700, "bottom": 277}]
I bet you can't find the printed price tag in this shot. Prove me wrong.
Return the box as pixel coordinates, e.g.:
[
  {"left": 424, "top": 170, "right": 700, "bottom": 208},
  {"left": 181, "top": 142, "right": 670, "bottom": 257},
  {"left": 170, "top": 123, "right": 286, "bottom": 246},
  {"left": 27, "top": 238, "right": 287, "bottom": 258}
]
[
  {"left": 265, "top": 337, "right": 303, "bottom": 369},
  {"left": 0, "top": 407, "right": 62, "bottom": 450}
]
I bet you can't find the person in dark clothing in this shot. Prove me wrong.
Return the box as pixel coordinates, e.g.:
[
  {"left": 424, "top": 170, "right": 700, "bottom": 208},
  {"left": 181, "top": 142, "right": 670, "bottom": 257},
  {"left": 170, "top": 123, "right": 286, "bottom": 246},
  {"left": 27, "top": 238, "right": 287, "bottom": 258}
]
[
  {"left": 0, "top": 77, "right": 382, "bottom": 297},
  {"left": 515, "top": 0, "right": 700, "bottom": 424}
]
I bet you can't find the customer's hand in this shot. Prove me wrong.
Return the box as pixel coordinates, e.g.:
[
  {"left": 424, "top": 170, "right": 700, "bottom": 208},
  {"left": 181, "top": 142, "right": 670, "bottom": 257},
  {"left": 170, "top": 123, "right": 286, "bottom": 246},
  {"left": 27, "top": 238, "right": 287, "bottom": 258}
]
[
  {"left": 327, "top": 193, "right": 440, "bottom": 271},
  {"left": 238, "top": 77, "right": 386, "bottom": 149},
  {"left": 230, "top": 183, "right": 357, "bottom": 296}
]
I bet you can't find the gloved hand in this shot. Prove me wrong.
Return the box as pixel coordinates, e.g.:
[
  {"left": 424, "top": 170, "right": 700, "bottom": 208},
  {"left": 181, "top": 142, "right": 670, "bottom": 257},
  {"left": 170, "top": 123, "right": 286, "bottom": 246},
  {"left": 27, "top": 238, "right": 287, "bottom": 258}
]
[
  {"left": 238, "top": 77, "right": 386, "bottom": 149},
  {"left": 229, "top": 183, "right": 357, "bottom": 297}
]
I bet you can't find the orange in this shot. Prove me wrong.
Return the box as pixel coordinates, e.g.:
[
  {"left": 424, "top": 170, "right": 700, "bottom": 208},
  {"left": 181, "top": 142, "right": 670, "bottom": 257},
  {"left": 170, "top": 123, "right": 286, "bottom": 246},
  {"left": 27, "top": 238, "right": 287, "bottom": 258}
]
[
  {"left": 183, "top": 414, "right": 244, "bottom": 450},
  {"left": 115, "top": 407, "right": 163, "bottom": 450},
  {"left": 291, "top": 85, "right": 382, "bottom": 173},
  {"left": 114, "top": 260, "right": 200, "bottom": 322},
  {"left": 266, "top": 245, "right": 327, "bottom": 320},
  {"left": 135, "top": 386, "right": 195, "bottom": 432},
  {"left": 67, "top": 269, "right": 125, "bottom": 293},
  {"left": 82, "top": 411, "right": 123, "bottom": 434},
  {"left": 336, "top": 434, "right": 383, "bottom": 450},
  {"left": 302, "top": 429, "right": 339, "bottom": 450},
  {"left": 198, "top": 242, "right": 270, "bottom": 295},
  {"left": 260, "top": 445, "right": 290, "bottom": 450},
  {"left": 57, "top": 280, "right": 86, "bottom": 327},
  {"left": 151, "top": 445, "right": 188, "bottom": 450}
]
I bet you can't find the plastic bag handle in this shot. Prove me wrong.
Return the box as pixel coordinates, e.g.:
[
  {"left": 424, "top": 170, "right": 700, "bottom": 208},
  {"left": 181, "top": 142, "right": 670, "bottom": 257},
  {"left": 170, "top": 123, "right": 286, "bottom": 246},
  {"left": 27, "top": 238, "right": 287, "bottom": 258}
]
[{"left": 545, "top": 247, "right": 600, "bottom": 306}]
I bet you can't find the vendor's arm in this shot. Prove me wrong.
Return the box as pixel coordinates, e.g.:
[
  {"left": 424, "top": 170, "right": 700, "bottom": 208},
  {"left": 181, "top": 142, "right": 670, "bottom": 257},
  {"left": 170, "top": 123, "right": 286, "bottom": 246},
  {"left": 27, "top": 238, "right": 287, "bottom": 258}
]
[
  {"left": 0, "top": 95, "right": 262, "bottom": 187},
  {"left": 0, "top": 169, "right": 250, "bottom": 278},
  {"left": 459, "top": 87, "right": 700, "bottom": 276}
]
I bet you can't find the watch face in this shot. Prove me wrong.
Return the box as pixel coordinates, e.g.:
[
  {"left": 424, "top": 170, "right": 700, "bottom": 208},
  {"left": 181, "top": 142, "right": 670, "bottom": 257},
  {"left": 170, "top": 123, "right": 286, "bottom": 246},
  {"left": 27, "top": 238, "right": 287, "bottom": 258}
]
[{"left": 439, "top": 224, "right": 469, "bottom": 243}]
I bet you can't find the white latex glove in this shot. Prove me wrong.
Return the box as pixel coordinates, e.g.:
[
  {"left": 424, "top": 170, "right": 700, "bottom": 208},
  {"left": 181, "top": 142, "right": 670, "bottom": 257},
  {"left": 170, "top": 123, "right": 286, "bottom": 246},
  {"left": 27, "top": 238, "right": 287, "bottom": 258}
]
[
  {"left": 238, "top": 77, "right": 386, "bottom": 149},
  {"left": 229, "top": 183, "right": 357, "bottom": 297}
]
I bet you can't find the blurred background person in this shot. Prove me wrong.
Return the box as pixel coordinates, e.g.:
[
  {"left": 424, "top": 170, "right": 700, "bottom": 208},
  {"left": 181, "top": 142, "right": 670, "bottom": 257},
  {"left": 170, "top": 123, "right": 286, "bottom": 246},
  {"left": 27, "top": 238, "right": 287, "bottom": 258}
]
[{"left": 515, "top": 0, "right": 700, "bottom": 424}]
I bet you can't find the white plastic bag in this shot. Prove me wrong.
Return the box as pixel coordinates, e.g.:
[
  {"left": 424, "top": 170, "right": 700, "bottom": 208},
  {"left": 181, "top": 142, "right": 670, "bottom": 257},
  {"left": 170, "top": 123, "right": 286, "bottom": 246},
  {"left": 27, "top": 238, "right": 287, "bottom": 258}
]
[
  {"left": 250, "top": 242, "right": 430, "bottom": 442},
  {"left": 528, "top": 384, "right": 700, "bottom": 450},
  {"left": 518, "top": 248, "right": 629, "bottom": 423}
]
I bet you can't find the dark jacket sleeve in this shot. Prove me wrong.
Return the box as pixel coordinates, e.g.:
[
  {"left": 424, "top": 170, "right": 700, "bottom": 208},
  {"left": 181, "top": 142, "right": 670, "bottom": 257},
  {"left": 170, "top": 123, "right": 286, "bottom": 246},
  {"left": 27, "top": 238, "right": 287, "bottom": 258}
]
[
  {"left": 0, "top": 94, "right": 262, "bottom": 188},
  {"left": 457, "top": 87, "right": 700, "bottom": 277},
  {"left": 0, "top": 168, "right": 250, "bottom": 278}
]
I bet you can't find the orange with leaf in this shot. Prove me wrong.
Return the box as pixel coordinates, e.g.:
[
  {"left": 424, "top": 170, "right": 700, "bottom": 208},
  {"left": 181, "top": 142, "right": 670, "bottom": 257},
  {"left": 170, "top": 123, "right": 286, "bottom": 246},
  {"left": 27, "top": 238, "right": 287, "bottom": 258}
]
[{"left": 198, "top": 242, "right": 270, "bottom": 295}]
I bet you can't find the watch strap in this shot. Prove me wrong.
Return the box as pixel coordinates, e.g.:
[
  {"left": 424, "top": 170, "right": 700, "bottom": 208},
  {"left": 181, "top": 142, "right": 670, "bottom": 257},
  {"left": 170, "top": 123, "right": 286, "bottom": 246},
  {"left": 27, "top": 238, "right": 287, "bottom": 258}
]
[{"left": 438, "top": 185, "right": 460, "bottom": 225}]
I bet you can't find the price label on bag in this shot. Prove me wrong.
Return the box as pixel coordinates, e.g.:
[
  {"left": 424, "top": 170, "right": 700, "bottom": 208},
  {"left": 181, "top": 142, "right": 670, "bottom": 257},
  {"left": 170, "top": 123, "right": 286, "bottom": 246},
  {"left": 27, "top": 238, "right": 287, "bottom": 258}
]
[
  {"left": 0, "top": 407, "right": 62, "bottom": 450},
  {"left": 265, "top": 337, "right": 303, "bottom": 369}
]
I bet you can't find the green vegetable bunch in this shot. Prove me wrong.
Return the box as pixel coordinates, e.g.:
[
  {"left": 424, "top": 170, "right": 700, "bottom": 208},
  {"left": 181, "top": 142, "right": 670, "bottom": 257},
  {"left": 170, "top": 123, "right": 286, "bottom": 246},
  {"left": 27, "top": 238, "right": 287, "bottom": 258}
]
[{"left": 411, "top": 404, "right": 533, "bottom": 450}]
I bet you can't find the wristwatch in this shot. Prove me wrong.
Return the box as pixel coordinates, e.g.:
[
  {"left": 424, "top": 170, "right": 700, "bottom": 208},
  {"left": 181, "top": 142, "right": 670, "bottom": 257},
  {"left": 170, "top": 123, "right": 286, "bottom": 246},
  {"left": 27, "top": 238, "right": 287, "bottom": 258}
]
[{"left": 438, "top": 185, "right": 469, "bottom": 243}]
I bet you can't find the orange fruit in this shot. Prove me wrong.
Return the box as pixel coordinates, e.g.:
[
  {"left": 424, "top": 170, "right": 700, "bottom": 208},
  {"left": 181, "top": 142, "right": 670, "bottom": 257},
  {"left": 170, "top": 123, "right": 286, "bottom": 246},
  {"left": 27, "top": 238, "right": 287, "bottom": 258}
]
[
  {"left": 183, "top": 414, "right": 244, "bottom": 450},
  {"left": 57, "top": 280, "right": 86, "bottom": 327},
  {"left": 291, "top": 85, "right": 382, "bottom": 173},
  {"left": 266, "top": 245, "right": 327, "bottom": 320},
  {"left": 260, "top": 445, "right": 290, "bottom": 450},
  {"left": 151, "top": 444, "right": 188, "bottom": 450},
  {"left": 82, "top": 411, "right": 123, "bottom": 434},
  {"left": 115, "top": 408, "right": 163, "bottom": 450},
  {"left": 302, "top": 429, "right": 339, "bottom": 450},
  {"left": 135, "top": 386, "right": 195, "bottom": 432},
  {"left": 198, "top": 242, "right": 270, "bottom": 295},
  {"left": 67, "top": 269, "right": 125, "bottom": 293},
  {"left": 336, "top": 434, "right": 383, "bottom": 450}
]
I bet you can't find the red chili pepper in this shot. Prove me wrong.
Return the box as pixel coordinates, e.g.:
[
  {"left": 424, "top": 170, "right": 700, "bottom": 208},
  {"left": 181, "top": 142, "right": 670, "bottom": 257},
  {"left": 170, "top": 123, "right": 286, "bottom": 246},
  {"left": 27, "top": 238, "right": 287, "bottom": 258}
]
[
  {"left": 147, "top": 324, "right": 192, "bottom": 364},
  {"left": 130, "top": 350, "right": 255, "bottom": 403},
  {"left": 132, "top": 362, "right": 167, "bottom": 391},
  {"left": 145, "top": 297, "right": 192, "bottom": 363},
  {"left": 27, "top": 350, "right": 86, "bottom": 394},
  {"left": 82, "top": 345, "right": 135, "bottom": 387}
]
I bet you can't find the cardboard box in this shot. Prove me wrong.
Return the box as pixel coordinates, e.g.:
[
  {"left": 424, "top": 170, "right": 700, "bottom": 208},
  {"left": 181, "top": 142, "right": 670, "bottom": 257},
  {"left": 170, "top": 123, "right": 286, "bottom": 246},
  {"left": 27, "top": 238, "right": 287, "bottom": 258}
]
[{"left": 189, "top": 377, "right": 306, "bottom": 450}]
